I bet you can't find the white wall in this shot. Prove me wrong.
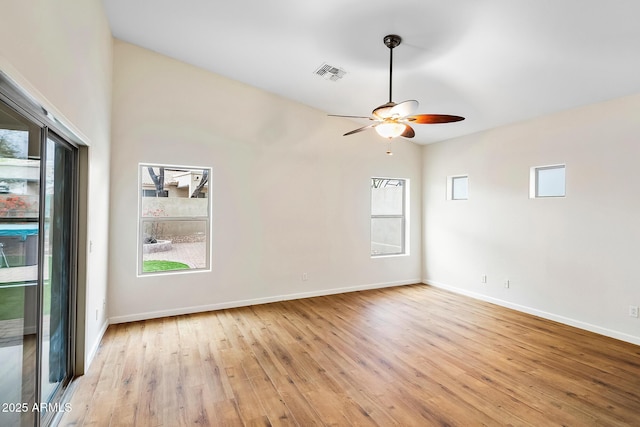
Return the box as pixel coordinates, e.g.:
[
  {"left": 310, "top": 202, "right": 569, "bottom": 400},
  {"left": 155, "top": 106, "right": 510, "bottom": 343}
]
[
  {"left": 0, "top": 1, "right": 113, "bottom": 367},
  {"left": 423, "top": 93, "right": 640, "bottom": 344},
  {"left": 108, "top": 41, "right": 422, "bottom": 322}
]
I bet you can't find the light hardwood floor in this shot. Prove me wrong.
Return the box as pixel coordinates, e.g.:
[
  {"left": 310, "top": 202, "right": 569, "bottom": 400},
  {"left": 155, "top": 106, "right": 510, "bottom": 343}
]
[{"left": 59, "top": 284, "right": 640, "bottom": 426}]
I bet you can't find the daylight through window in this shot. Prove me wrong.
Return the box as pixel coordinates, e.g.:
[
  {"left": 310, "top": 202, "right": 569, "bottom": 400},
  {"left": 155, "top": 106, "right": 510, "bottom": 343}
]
[
  {"left": 451, "top": 175, "right": 469, "bottom": 200},
  {"left": 531, "top": 164, "right": 565, "bottom": 198},
  {"left": 371, "top": 178, "right": 407, "bottom": 256},
  {"left": 138, "top": 164, "right": 211, "bottom": 275}
]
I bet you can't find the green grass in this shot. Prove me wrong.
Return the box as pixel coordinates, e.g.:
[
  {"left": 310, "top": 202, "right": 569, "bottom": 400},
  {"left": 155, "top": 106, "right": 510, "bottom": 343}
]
[
  {"left": 143, "top": 260, "right": 190, "bottom": 273},
  {"left": 0, "top": 283, "right": 50, "bottom": 321},
  {"left": 0, "top": 286, "right": 25, "bottom": 320}
]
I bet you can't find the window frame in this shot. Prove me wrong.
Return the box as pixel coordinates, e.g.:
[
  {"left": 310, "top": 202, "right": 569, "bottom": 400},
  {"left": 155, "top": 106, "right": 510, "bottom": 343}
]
[
  {"left": 448, "top": 175, "right": 469, "bottom": 201},
  {"left": 370, "top": 177, "right": 408, "bottom": 257},
  {"left": 137, "top": 163, "right": 212, "bottom": 276},
  {"left": 530, "top": 164, "right": 566, "bottom": 198}
]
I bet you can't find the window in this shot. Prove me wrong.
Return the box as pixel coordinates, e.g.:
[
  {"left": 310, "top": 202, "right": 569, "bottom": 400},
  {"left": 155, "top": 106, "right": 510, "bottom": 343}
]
[
  {"left": 531, "top": 164, "right": 565, "bottom": 198},
  {"left": 138, "top": 164, "right": 211, "bottom": 275},
  {"left": 371, "top": 178, "right": 407, "bottom": 256},
  {"left": 448, "top": 175, "right": 469, "bottom": 200}
]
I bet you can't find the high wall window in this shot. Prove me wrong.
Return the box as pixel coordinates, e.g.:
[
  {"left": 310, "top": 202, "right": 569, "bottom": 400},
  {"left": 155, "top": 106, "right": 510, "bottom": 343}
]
[
  {"left": 138, "top": 164, "right": 211, "bottom": 275},
  {"left": 371, "top": 178, "right": 407, "bottom": 256},
  {"left": 448, "top": 175, "right": 469, "bottom": 200},
  {"left": 530, "top": 164, "right": 565, "bottom": 198}
]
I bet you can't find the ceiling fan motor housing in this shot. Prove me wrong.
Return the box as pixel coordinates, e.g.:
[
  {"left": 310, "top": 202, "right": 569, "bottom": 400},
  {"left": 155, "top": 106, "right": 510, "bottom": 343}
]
[{"left": 384, "top": 34, "right": 402, "bottom": 49}]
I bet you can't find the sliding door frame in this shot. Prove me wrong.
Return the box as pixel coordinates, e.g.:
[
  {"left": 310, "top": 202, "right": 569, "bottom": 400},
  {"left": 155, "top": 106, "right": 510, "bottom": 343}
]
[{"left": 0, "top": 71, "right": 83, "bottom": 427}]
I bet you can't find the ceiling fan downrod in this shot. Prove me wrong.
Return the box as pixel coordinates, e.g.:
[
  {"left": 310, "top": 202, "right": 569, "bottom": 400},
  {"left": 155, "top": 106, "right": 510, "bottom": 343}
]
[{"left": 383, "top": 34, "right": 402, "bottom": 103}]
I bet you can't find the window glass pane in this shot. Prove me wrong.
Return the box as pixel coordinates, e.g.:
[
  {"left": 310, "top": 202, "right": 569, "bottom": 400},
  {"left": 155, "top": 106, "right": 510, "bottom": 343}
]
[
  {"left": 371, "top": 179, "right": 404, "bottom": 215},
  {"left": 141, "top": 166, "right": 209, "bottom": 202},
  {"left": 0, "top": 104, "right": 39, "bottom": 427},
  {"left": 142, "top": 219, "right": 208, "bottom": 273},
  {"left": 371, "top": 217, "right": 404, "bottom": 255},
  {"left": 452, "top": 176, "right": 468, "bottom": 200},
  {"left": 139, "top": 164, "right": 211, "bottom": 275},
  {"left": 536, "top": 166, "right": 565, "bottom": 197},
  {"left": 41, "top": 134, "right": 74, "bottom": 404},
  {"left": 370, "top": 178, "right": 406, "bottom": 256}
]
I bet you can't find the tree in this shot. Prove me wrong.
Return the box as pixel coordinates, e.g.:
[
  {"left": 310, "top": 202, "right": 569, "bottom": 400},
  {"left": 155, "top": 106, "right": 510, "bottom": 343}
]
[
  {"left": 147, "top": 167, "right": 166, "bottom": 197},
  {"left": 190, "top": 170, "right": 209, "bottom": 198},
  {"left": 0, "top": 130, "right": 21, "bottom": 158}
]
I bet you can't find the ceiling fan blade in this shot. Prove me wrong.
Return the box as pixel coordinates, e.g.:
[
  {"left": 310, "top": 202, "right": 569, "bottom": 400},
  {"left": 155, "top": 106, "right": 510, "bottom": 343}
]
[
  {"left": 401, "top": 124, "right": 415, "bottom": 138},
  {"left": 406, "top": 114, "right": 465, "bottom": 124},
  {"left": 328, "top": 114, "right": 374, "bottom": 120},
  {"left": 389, "top": 100, "right": 418, "bottom": 118},
  {"left": 372, "top": 102, "right": 397, "bottom": 119},
  {"left": 343, "top": 123, "right": 377, "bottom": 136}
]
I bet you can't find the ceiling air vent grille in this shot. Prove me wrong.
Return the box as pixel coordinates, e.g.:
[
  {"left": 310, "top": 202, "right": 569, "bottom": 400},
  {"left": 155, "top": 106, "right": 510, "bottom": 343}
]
[{"left": 314, "top": 63, "right": 346, "bottom": 81}]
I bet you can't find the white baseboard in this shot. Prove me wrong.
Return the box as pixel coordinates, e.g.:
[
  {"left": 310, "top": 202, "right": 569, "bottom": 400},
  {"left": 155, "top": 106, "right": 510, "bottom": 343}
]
[
  {"left": 109, "top": 279, "right": 420, "bottom": 325},
  {"left": 85, "top": 319, "right": 109, "bottom": 370},
  {"left": 425, "top": 279, "right": 640, "bottom": 346}
]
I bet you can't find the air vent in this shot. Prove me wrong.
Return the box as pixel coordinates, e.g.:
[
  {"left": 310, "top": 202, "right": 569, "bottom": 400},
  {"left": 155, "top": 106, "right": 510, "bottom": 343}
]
[{"left": 313, "top": 63, "right": 346, "bottom": 81}]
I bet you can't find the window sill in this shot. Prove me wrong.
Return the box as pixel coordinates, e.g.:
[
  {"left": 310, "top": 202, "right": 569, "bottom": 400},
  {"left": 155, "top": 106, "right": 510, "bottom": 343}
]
[{"left": 371, "top": 253, "right": 409, "bottom": 259}]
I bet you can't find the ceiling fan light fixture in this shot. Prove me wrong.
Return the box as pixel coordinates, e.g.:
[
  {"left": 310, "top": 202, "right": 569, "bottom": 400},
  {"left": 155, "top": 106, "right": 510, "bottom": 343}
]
[{"left": 375, "top": 121, "right": 406, "bottom": 139}]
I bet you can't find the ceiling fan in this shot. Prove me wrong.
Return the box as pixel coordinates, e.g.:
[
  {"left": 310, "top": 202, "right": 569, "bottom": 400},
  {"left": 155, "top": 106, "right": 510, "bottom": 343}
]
[{"left": 329, "top": 34, "right": 464, "bottom": 152}]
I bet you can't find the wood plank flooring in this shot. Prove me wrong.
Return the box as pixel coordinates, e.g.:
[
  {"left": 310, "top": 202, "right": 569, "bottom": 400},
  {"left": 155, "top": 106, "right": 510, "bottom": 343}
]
[{"left": 59, "top": 284, "right": 640, "bottom": 426}]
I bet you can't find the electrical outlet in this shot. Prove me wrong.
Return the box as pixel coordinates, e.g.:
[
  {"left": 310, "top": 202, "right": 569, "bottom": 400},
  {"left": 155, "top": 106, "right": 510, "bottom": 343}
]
[
  {"left": 302, "top": 273, "right": 308, "bottom": 281},
  {"left": 504, "top": 279, "right": 510, "bottom": 288},
  {"left": 629, "top": 306, "right": 639, "bottom": 318},
  {"left": 481, "top": 275, "right": 487, "bottom": 284}
]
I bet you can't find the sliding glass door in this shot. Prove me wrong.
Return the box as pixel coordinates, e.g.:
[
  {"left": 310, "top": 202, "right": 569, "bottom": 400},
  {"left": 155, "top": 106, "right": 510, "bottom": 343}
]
[
  {"left": 40, "top": 133, "right": 75, "bottom": 410},
  {"left": 0, "top": 91, "right": 77, "bottom": 426}
]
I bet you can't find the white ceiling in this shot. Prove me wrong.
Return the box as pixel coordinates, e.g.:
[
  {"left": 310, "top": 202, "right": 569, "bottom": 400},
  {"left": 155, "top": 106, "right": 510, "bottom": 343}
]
[{"left": 103, "top": 0, "right": 640, "bottom": 144}]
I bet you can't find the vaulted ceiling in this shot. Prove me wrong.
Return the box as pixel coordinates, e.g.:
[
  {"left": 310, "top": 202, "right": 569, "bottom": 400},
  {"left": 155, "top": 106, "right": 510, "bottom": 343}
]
[{"left": 103, "top": 0, "right": 640, "bottom": 144}]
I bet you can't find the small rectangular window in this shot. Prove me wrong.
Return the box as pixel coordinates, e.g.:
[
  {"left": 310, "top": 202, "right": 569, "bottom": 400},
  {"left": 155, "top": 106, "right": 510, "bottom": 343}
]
[
  {"left": 531, "top": 165, "right": 565, "bottom": 198},
  {"left": 138, "top": 164, "right": 211, "bottom": 275},
  {"left": 371, "top": 178, "right": 407, "bottom": 256},
  {"left": 451, "top": 175, "right": 469, "bottom": 200}
]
